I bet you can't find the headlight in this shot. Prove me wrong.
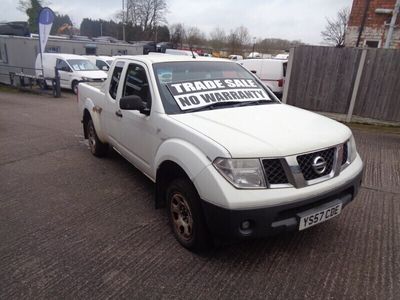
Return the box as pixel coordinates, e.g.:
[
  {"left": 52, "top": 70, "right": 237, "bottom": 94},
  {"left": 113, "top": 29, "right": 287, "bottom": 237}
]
[
  {"left": 213, "top": 158, "right": 266, "bottom": 189},
  {"left": 348, "top": 135, "right": 357, "bottom": 162}
]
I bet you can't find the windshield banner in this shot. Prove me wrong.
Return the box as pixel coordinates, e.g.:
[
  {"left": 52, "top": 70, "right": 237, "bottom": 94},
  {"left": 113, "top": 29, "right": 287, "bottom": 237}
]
[{"left": 166, "top": 78, "right": 271, "bottom": 111}]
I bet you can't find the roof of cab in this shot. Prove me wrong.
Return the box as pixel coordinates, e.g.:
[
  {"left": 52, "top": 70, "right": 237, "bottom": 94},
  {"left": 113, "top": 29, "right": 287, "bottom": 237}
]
[{"left": 113, "top": 54, "right": 231, "bottom": 64}]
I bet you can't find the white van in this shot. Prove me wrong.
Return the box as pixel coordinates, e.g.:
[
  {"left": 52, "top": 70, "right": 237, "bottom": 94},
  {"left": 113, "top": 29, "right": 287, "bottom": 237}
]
[
  {"left": 84, "top": 55, "right": 115, "bottom": 71},
  {"left": 35, "top": 53, "right": 108, "bottom": 94},
  {"left": 274, "top": 53, "right": 289, "bottom": 60},
  {"left": 238, "top": 59, "right": 288, "bottom": 97},
  {"left": 228, "top": 55, "right": 243, "bottom": 61}
]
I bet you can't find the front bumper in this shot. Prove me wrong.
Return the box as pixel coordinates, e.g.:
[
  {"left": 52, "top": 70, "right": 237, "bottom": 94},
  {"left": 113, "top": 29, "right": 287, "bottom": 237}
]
[{"left": 200, "top": 168, "right": 363, "bottom": 239}]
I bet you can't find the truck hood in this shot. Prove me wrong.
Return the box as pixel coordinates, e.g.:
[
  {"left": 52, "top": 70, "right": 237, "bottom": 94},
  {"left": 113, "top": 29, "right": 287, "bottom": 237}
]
[
  {"left": 169, "top": 103, "right": 351, "bottom": 158},
  {"left": 77, "top": 70, "right": 107, "bottom": 79}
]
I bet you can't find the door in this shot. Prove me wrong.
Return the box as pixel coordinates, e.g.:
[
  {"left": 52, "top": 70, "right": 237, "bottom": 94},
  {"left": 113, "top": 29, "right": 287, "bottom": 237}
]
[
  {"left": 104, "top": 60, "right": 126, "bottom": 145},
  {"left": 56, "top": 59, "right": 72, "bottom": 88},
  {"left": 117, "top": 62, "right": 158, "bottom": 174}
]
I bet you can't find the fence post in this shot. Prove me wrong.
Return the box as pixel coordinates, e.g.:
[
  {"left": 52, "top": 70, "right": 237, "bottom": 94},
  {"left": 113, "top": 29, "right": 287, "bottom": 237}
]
[
  {"left": 282, "top": 47, "right": 295, "bottom": 104},
  {"left": 346, "top": 49, "right": 367, "bottom": 122}
]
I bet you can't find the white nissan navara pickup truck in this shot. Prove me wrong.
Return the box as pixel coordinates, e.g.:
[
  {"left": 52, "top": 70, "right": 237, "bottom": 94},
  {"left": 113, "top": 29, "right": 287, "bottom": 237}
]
[{"left": 78, "top": 55, "right": 363, "bottom": 251}]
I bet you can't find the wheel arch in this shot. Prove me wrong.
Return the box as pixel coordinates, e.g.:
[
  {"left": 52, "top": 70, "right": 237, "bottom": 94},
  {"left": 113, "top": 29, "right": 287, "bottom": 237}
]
[
  {"left": 153, "top": 139, "right": 215, "bottom": 208},
  {"left": 155, "top": 160, "right": 189, "bottom": 209},
  {"left": 81, "top": 99, "right": 107, "bottom": 142},
  {"left": 82, "top": 108, "right": 91, "bottom": 139}
]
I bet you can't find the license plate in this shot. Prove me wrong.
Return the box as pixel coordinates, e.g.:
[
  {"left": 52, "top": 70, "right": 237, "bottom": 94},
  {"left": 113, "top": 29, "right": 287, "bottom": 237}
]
[{"left": 299, "top": 203, "right": 342, "bottom": 231}]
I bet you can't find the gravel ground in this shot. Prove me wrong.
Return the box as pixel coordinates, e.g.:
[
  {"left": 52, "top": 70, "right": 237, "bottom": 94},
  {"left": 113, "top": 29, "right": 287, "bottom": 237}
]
[{"left": 0, "top": 91, "right": 399, "bottom": 299}]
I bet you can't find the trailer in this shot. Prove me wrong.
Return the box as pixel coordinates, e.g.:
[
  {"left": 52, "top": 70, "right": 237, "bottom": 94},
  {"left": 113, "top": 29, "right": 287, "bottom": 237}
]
[{"left": 0, "top": 34, "right": 143, "bottom": 85}]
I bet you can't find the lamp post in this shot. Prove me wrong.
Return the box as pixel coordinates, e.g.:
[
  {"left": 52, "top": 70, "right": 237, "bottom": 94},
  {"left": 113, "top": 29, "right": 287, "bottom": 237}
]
[
  {"left": 252, "top": 37, "right": 256, "bottom": 55},
  {"left": 122, "top": 0, "right": 126, "bottom": 41}
]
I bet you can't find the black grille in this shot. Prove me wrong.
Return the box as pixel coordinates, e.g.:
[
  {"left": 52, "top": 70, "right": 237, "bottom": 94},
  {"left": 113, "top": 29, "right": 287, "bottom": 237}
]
[
  {"left": 342, "top": 143, "right": 348, "bottom": 165},
  {"left": 297, "top": 148, "right": 335, "bottom": 181},
  {"left": 262, "top": 159, "right": 289, "bottom": 184}
]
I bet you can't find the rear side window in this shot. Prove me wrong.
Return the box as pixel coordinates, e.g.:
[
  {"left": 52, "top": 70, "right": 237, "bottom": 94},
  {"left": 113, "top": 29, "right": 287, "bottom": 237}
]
[
  {"left": 109, "top": 61, "right": 125, "bottom": 100},
  {"left": 283, "top": 62, "right": 287, "bottom": 77}
]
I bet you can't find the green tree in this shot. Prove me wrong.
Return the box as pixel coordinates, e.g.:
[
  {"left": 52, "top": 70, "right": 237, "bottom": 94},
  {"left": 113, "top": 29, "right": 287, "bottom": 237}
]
[
  {"left": 18, "top": 0, "right": 44, "bottom": 33},
  {"left": 156, "top": 25, "right": 170, "bottom": 42}
]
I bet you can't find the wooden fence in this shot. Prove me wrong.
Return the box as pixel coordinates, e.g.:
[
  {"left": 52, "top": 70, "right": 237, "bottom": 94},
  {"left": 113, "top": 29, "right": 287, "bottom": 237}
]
[{"left": 283, "top": 46, "right": 400, "bottom": 122}]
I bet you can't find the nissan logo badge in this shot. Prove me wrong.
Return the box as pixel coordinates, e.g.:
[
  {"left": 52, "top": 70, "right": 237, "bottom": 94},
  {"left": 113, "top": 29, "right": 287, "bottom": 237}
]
[{"left": 312, "top": 156, "right": 327, "bottom": 175}]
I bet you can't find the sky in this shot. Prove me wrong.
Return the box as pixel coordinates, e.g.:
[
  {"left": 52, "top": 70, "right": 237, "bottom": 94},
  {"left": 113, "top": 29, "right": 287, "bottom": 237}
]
[{"left": 1, "top": 0, "right": 353, "bottom": 44}]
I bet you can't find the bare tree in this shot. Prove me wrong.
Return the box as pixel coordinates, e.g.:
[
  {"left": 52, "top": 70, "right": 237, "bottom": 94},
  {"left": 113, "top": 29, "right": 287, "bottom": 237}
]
[
  {"left": 227, "top": 26, "right": 250, "bottom": 54},
  {"left": 209, "top": 27, "right": 226, "bottom": 50},
  {"left": 185, "top": 26, "right": 205, "bottom": 47},
  {"left": 170, "top": 23, "right": 185, "bottom": 48},
  {"left": 123, "top": 0, "right": 167, "bottom": 38},
  {"left": 236, "top": 26, "right": 250, "bottom": 46},
  {"left": 321, "top": 7, "right": 349, "bottom": 47}
]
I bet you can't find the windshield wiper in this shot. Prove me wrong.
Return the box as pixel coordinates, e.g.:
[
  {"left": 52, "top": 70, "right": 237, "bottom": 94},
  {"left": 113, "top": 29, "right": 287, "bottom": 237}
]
[
  {"left": 233, "top": 99, "right": 272, "bottom": 107},
  {"left": 184, "top": 101, "right": 246, "bottom": 113}
]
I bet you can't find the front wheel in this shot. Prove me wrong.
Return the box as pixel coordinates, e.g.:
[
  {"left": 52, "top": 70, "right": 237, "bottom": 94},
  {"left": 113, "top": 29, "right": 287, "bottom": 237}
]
[
  {"left": 72, "top": 80, "right": 79, "bottom": 95},
  {"left": 87, "top": 119, "right": 108, "bottom": 157},
  {"left": 167, "top": 178, "right": 212, "bottom": 252}
]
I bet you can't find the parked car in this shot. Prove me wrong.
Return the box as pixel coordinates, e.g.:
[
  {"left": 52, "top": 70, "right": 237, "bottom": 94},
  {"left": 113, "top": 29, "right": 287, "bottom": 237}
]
[
  {"left": 84, "top": 55, "right": 115, "bottom": 71},
  {"left": 238, "top": 58, "right": 288, "bottom": 97},
  {"left": 78, "top": 55, "right": 363, "bottom": 252},
  {"left": 35, "top": 53, "right": 107, "bottom": 94},
  {"left": 228, "top": 55, "right": 243, "bottom": 61}
]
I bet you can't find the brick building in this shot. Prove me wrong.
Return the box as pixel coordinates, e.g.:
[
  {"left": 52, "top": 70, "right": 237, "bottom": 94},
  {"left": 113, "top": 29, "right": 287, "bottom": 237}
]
[{"left": 345, "top": 0, "right": 400, "bottom": 48}]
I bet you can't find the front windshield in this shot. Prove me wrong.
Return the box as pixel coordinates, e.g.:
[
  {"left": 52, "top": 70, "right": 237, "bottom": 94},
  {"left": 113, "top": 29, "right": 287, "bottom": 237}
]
[
  {"left": 153, "top": 61, "right": 278, "bottom": 114},
  {"left": 106, "top": 60, "right": 114, "bottom": 66},
  {"left": 67, "top": 59, "right": 98, "bottom": 71}
]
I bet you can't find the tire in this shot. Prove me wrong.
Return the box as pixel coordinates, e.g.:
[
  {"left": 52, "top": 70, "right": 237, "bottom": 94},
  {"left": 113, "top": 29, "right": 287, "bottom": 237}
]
[
  {"left": 38, "top": 79, "right": 48, "bottom": 90},
  {"left": 87, "top": 119, "right": 108, "bottom": 157},
  {"left": 72, "top": 80, "right": 79, "bottom": 95},
  {"left": 166, "top": 178, "right": 212, "bottom": 252}
]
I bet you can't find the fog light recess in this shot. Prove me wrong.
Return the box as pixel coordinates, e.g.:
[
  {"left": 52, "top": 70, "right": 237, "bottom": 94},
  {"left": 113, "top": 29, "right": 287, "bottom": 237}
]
[{"left": 239, "top": 220, "right": 254, "bottom": 235}]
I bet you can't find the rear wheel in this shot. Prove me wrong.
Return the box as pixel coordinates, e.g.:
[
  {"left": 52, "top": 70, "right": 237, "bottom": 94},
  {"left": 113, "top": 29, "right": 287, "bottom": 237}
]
[
  {"left": 167, "top": 178, "right": 212, "bottom": 252},
  {"left": 87, "top": 119, "right": 108, "bottom": 157}
]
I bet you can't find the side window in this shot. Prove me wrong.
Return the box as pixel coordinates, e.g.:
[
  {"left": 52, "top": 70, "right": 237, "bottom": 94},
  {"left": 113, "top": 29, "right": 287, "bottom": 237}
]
[
  {"left": 109, "top": 61, "right": 125, "bottom": 100},
  {"left": 56, "top": 59, "right": 71, "bottom": 72},
  {"left": 46, "top": 46, "right": 60, "bottom": 53},
  {"left": 96, "top": 60, "right": 109, "bottom": 71},
  {"left": 123, "top": 63, "right": 151, "bottom": 106}
]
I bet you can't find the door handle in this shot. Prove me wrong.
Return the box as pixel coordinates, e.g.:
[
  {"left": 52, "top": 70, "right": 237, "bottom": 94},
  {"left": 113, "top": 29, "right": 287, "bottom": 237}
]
[{"left": 115, "top": 110, "right": 123, "bottom": 118}]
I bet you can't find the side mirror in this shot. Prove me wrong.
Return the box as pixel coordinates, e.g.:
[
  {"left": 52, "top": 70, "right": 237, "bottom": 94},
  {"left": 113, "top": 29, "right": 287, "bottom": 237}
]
[
  {"left": 102, "top": 66, "right": 109, "bottom": 71},
  {"left": 120, "top": 95, "right": 150, "bottom": 115}
]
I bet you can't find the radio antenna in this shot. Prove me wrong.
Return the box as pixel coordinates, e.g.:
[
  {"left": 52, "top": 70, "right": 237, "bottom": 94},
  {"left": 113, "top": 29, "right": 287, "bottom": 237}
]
[{"left": 190, "top": 47, "right": 196, "bottom": 59}]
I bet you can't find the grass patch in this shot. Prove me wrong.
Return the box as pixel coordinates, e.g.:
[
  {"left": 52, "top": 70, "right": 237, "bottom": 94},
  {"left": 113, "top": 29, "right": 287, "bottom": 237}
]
[
  {"left": 0, "top": 84, "right": 18, "bottom": 93},
  {"left": 349, "top": 122, "right": 400, "bottom": 134}
]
